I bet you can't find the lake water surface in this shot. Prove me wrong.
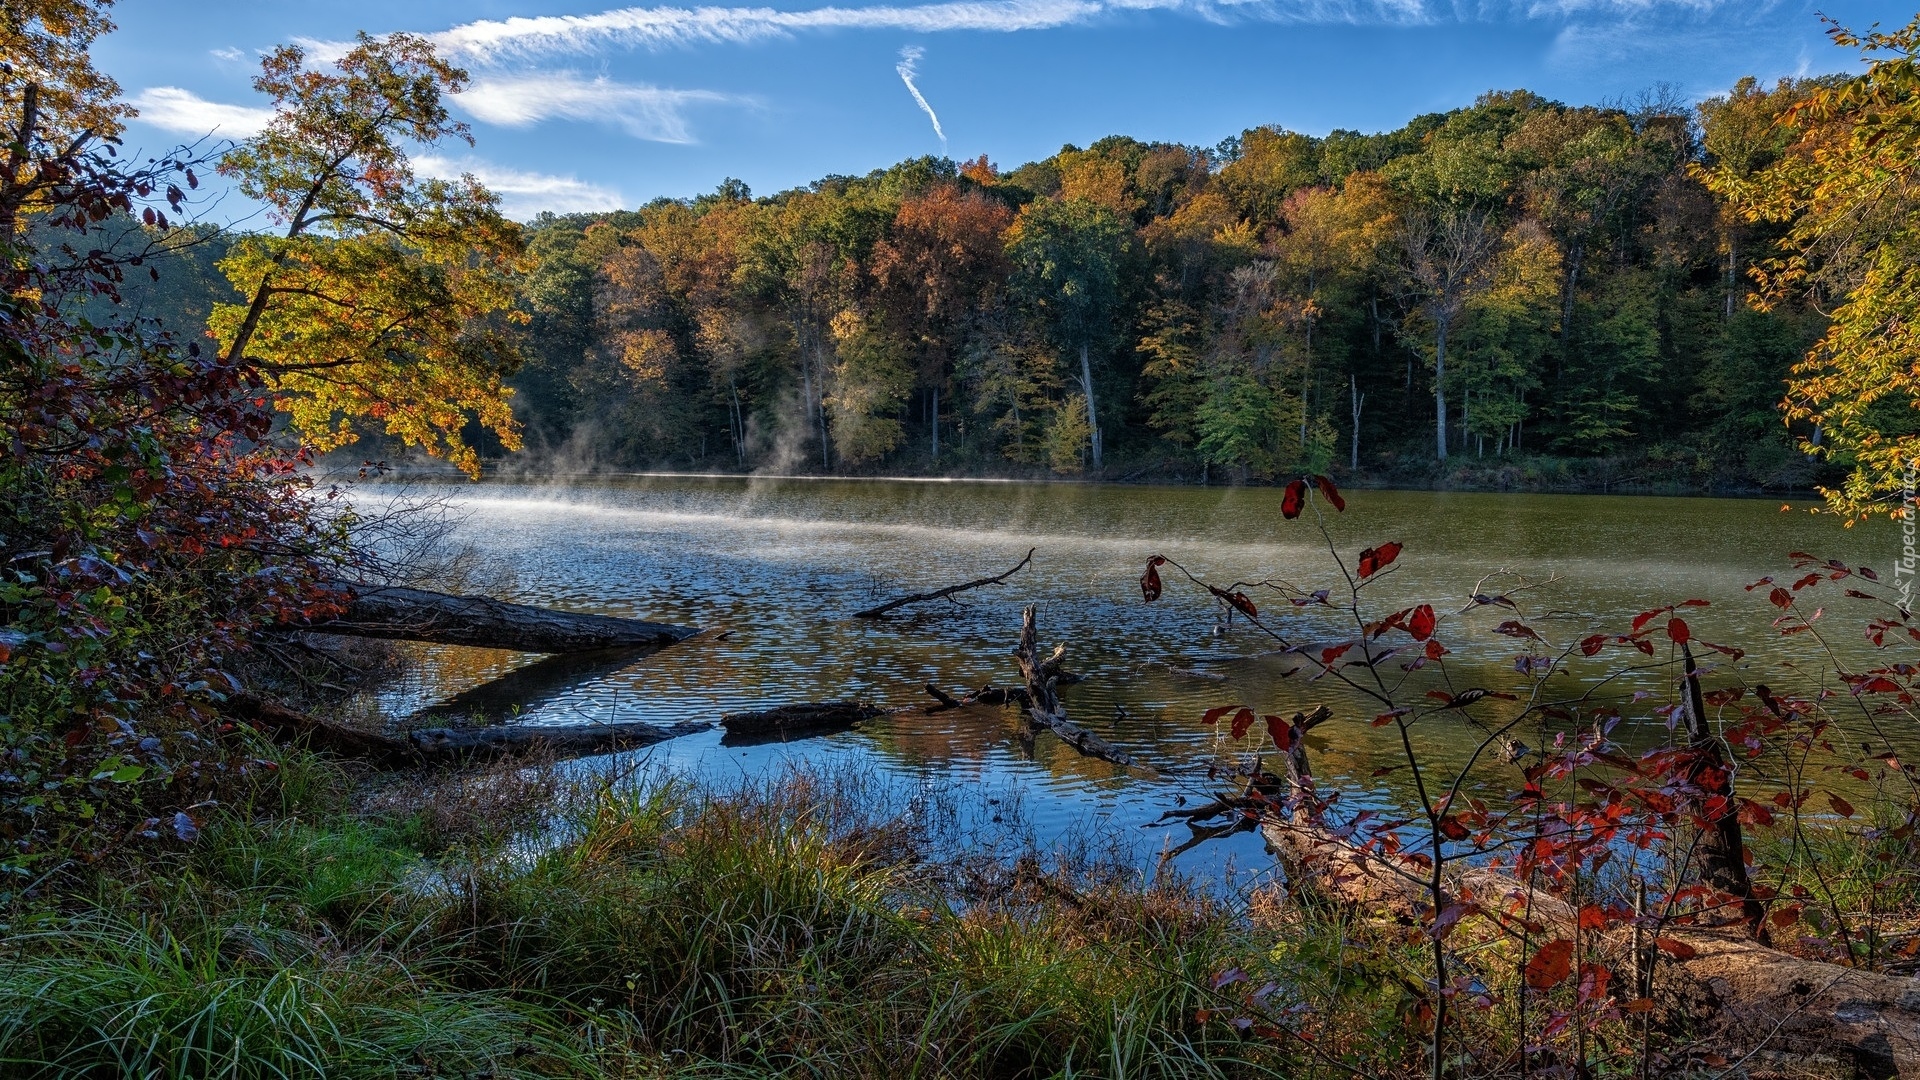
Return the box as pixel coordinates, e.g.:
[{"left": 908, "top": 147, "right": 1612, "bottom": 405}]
[{"left": 357, "top": 476, "right": 1907, "bottom": 881}]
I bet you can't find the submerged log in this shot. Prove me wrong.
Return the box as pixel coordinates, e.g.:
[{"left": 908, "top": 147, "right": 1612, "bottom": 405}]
[
  {"left": 1013, "top": 605, "right": 1139, "bottom": 769},
  {"left": 1260, "top": 711, "right": 1920, "bottom": 1078},
  {"left": 298, "top": 583, "right": 697, "bottom": 653},
  {"left": 854, "top": 548, "right": 1034, "bottom": 619},
  {"left": 227, "top": 691, "right": 710, "bottom": 766},
  {"left": 719, "top": 700, "right": 885, "bottom": 741}
]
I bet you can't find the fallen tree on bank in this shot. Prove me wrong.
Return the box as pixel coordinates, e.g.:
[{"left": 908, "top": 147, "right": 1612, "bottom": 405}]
[{"left": 294, "top": 583, "right": 698, "bottom": 653}]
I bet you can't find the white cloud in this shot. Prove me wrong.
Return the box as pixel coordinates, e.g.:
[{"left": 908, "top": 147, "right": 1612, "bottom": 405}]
[
  {"left": 415, "top": 155, "right": 626, "bottom": 218},
  {"left": 459, "top": 72, "right": 737, "bottom": 143},
  {"left": 895, "top": 46, "right": 947, "bottom": 150},
  {"left": 425, "top": 0, "right": 1112, "bottom": 60},
  {"left": 209, "top": 46, "right": 247, "bottom": 62},
  {"left": 405, "top": 0, "right": 1731, "bottom": 62},
  {"left": 129, "top": 87, "right": 274, "bottom": 136}
]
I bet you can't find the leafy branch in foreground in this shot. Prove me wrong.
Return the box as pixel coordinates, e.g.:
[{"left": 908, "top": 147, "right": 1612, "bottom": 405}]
[{"left": 1143, "top": 480, "right": 1920, "bottom": 1077}]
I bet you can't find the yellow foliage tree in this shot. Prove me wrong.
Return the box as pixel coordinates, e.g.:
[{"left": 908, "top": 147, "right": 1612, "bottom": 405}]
[
  {"left": 211, "top": 33, "right": 528, "bottom": 477},
  {"left": 1703, "top": 17, "right": 1920, "bottom": 519}
]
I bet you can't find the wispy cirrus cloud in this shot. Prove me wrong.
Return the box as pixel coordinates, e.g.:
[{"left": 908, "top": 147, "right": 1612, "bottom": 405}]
[
  {"left": 459, "top": 72, "right": 740, "bottom": 143},
  {"left": 128, "top": 87, "right": 275, "bottom": 136},
  {"left": 400, "top": 0, "right": 1735, "bottom": 62},
  {"left": 414, "top": 154, "right": 626, "bottom": 218},
  {"left": 429, "top": 0, "right": 1109, "bottom": 60}
]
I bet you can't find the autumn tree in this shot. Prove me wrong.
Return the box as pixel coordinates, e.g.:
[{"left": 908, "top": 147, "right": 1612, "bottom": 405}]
[
  {"left": 869, "top": 183, "right": 1011, "bottom": 460},
  {"left": 1, "top": 0, "right": 132, "bottom": 237},
  {"left": 211, "top": 33, "right": 529, "bottom": 477},
  {"left": 1705, "top": 15, "right": 1920, "bottom": 518}
]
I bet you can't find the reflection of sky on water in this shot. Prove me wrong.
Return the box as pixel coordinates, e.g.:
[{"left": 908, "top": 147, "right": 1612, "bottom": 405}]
[{"left": 351, "top": 477, "right": 1908, "bottom": 883}]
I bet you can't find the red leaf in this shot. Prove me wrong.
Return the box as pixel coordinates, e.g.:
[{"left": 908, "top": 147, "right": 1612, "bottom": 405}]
[
  {"left": 1230, "top": 707, "right": 1256, "bottom": 739},
  {"left": 1227, "top": 591, "right": 1257, "bottom": 618},
  {"left": 1791, "top": 573, "right": 1821, "bottom": 591},
  {"left": 1266, "top": 715, "right": 1293, "bottom": 752},
  {"left": 1424, "top": 639, "right": 1447, "bottom": 660},
  {"left": 1320, "top": 642, "right": 1354, "bottom": 664},
  {"left": 1769, "top": 587, "right": 1792, "bottom": 609},
  {"left": 1631, "top": 607, "right": 1668, "bottom": 632},
  {"left": 1437, "top": 816, "right": 1469, "bottom": 841},
  {"left": 1281, "top": 479, "right": 1306, "bottom": 520},
  {"left": 1667, "top": 617, "right": 1691, "bottom": 644},
  {"left": 1654, "top": 938, "right": 1698, "bottom": 960},
  {"left": 1829, "top": 793, "right": 1855, "bottom": 818},
  {"left": 1523, "top": 940, "right": 1575, "bottom": 990},
  {"left": 1425, "top": 690, "right": 1455, "bottom": 705},
  {"left": 1315, "top": 475, "right": 1346, "bottom": 512},
  {"left": 1201, "top": 705, "right": 1238, "bottom": 726},
  {"left": 1372, "top": 709, "right": 1409, "bottom": 727},
  {"left": 1856, "top": 677, "right": 1901, "bottom": 694},
  {"left": 1493, "top": 620, "right": 1539, "bottom": 640},
  {"left": 1140, "top": 564, "right": 1162, "bottom": 602},
  {"left": 1357, "top": 541, "right": 1403, "bottom": 578},
  {"left": 1408, "top": 604, "right": 1435, "bottom": 641},
  {"left": 1580, "top": 634, "right": 1606, "bottom": 657}
]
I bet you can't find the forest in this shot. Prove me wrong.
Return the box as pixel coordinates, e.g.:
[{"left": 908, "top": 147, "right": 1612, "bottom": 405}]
[
  {"left": 7, "top": 2, "right": 1920, "bottom": 1076},
  {"left": 122, "top": 78, "right": 1844, "bottom": 490}
]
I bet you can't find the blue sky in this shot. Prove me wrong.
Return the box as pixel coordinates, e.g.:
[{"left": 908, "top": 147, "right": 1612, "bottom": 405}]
[{"left": 98, "top": 0, "right": 1915, "bottom": 219}]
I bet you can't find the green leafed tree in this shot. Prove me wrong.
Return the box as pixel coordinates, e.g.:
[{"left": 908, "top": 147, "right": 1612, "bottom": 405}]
[
  {"left": 1005, "top": 197, "right": 1130, "bottom": 470},
  {"left": 211, "top": 32, "right": 529, "bottom": 477}
]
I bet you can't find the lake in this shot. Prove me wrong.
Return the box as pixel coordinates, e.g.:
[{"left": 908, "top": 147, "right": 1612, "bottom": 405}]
[{"left": 354, "top": 476, "right": 1905, "bottom": 883}]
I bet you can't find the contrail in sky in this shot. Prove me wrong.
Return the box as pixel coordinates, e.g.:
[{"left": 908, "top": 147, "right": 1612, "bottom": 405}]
[{"left": 894, "top": 46, "right": 946, "bottom": 151}]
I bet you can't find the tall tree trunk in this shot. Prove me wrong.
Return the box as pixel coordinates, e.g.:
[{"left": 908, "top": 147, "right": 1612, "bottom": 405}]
[
  {"left": 1349, "top": 373, "right": 1363, "bottom": 470},
  {"left": 815, "top": 344, "right": 831, "bottom": 470},
  {"left": 1434, "top": 317, "right": 1450, "bottom": 462},
  {"left": 931, "top": 385, "right": 939, "bottom": 460},
  {"left": 1079, "top": 342, "right": 1102, "bottom": 470}
]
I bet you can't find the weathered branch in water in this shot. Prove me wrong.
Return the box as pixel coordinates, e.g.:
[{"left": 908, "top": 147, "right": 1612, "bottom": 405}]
[
  {"left": 294, "top": 583, "right": 698, "bottom": 653},
  {"left": 1013, "top": 604, "right": 1139, "bottom": 769},
  {"left": 1260, "top": 710, "right": 1920, "bottom": 1079},
  {"left": 853, "top": 548, "right": 1035, "bottom": 619},
  {"left": 226, "top": 692, "right": 709, "bottom": 766}
]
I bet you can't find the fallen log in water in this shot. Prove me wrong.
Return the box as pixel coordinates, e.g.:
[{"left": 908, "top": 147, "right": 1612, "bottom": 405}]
[
  {"left": 1013, "top": 605, "right": 1140, "bottom": 769},
  {"left": 719, "top": 700, "right": 886, "bottom": 743},
  {"left": 296, "top": 583, "right": 698, "bottom": 653},
  {"left": 1259, "top": 710, "right": 1920, "bottom": 1078},
  {"left": 227, "top": 692, "right": 709, "bottom": 766},
  {"left": 854, "top": 548, "right": 1035, "bottom": 619}
]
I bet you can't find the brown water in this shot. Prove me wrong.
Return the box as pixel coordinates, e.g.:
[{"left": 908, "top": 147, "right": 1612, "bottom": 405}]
[{"left": 357, "top": 476, "right": 1909, "bottom": 880}]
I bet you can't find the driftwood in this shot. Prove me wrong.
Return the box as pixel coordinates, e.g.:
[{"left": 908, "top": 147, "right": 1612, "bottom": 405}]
[
  {"left": 1013, "top": 605, "right": 1139, "bottom": 769},
  {"left": 719, "top": 700, "right": 885, "bottom": 743},
  {"left": 297, "top": 583, "right": 697, "bottom": 653},
  {"left": 226, "top": 692, "right": 709, "bottom": 767},
  {"left": 1260, "top": 711, "right": 1920, "bottom": 1078},
  {"left": 854, "top": 548, "right": 1035, "bottom": 619},
  {"left": 922, "top": 682, "right": 1033, "bottom": 712}
]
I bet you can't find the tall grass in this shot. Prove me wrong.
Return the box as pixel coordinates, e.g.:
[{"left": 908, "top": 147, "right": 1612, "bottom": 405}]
[{"left": 0, "top": 756, "right": 1300, "bottom": 1079}]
